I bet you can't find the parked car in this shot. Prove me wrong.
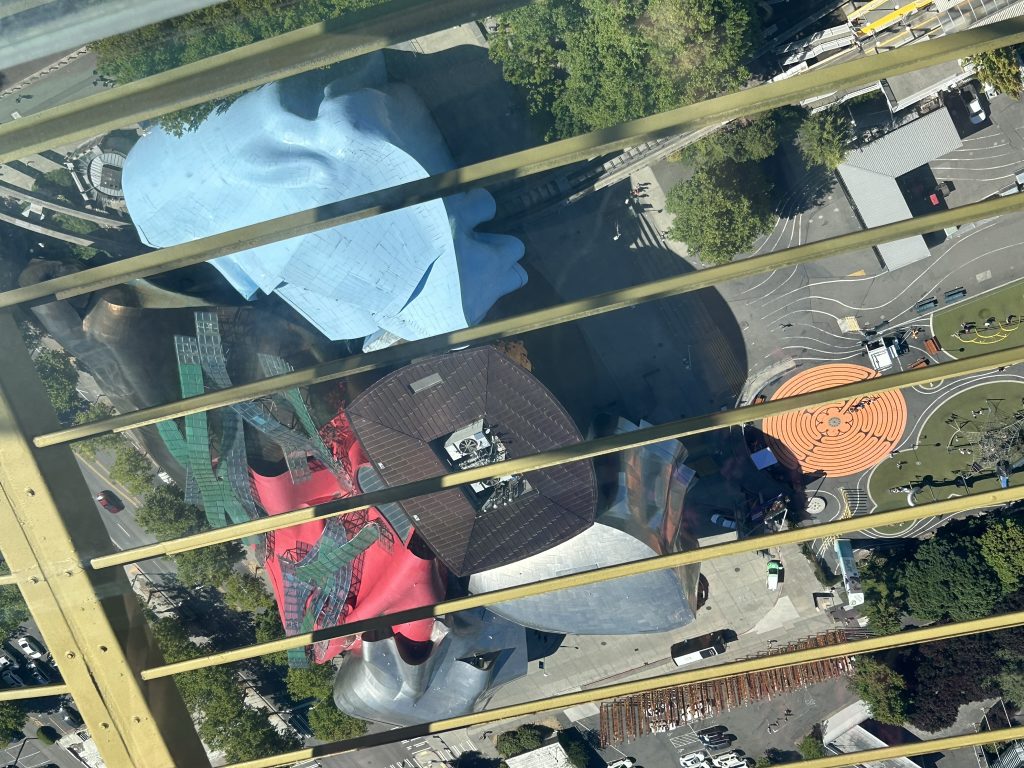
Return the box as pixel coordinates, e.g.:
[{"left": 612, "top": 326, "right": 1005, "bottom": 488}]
[
  {"left": 95, "top": 490, "right": 124, "bottom": 513},
  {"left": 700, "top": 730, "right": 734, "bottom": 745},
  {"left": 711, "top": 750, "right": 745, "bottom": 767},
  {"left": 608, "top": 760, "right": 636, "bottom": 768},
  {"left": 710, "top": 514, "right": 737, "bottom": 530},
  {"left": 697, "top": 725, "right": 729, "bottom": 739},
  {"left": 680, "top": 751, "right": 709, "bottom": 768},
  {"left": 0, "top": 650, "right": 15, "bottom": 670},
  {"left": 767, "top": 560, "right": 783, "bottom": 591},
  {"left": 59, "top": 705, "right": 83, "bottom": 728},
  {"left": 703, "top": 737, "right": 733, "bottom": 752},
  {"left": 962, "top": 83, "right": 986, "bottom": 124},
  {"left": 0, "top": 669, "right": 25, "bottom": 687},
  {"left": 17, "top": 635, "right": 45, "bottom": 660},
  {"left": 26, "top": 661, "right": 50, "bottom": 684}
]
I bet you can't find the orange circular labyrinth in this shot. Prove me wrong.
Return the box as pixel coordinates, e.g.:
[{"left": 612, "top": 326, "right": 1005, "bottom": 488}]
[{"left": 762, "top": 364, "right": 908, "bottom": 477}]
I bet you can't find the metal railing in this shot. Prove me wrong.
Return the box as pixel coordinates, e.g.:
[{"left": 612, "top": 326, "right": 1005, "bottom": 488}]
[{"left": 1, "top": 4, "right": 1024, "bottom": 768}]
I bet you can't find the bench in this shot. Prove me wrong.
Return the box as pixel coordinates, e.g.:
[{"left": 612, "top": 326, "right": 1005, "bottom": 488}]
[
  {"left": 924, "top": 337, "right": 942, "bottom": 354},
  {"left": 915, "top": 297, "right": 939, "bottom": 313},
  {"left": 944, "top": 287, "right": 967, "bottom": 304}
]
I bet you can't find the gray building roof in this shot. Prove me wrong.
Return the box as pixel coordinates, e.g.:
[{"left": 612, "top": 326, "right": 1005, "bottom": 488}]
[
  {"left": 881, "top": 59, "right": 965, "bottom": 113},
  {"left": 837, "top": 107, "right": 962, "bottom": 270}
]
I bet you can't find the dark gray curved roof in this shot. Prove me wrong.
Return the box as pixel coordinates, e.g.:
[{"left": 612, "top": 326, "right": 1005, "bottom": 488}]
[{"left": 348, "top": 346, "right": 596, "bottom": 575}]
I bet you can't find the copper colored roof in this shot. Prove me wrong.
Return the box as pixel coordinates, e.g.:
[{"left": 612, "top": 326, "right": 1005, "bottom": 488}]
[{"left": 347, "top": 346, "right": 596, "bottom": 575}]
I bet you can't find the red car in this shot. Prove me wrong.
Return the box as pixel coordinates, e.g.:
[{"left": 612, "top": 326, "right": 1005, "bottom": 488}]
[{"left": 95, "top": 490, "right": 124, "bottom": 513}]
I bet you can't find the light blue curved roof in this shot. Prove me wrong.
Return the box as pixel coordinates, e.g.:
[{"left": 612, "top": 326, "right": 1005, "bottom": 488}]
[{"left": 122, "top": 66, "right": 526, "bottom": 343}]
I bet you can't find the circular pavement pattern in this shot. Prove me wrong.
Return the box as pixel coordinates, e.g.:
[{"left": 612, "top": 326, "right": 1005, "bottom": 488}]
[{"left": 762, "top": 363, "right": 908, "bottom": 477}]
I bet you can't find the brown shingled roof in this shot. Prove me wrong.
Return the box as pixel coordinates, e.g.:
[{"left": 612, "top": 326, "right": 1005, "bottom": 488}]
[{"left": 348, "top": 347, "right": 596, "bottom": 575}]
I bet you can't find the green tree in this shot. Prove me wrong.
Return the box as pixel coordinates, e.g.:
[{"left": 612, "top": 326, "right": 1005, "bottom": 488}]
[
  {"left": 32, "top": 348, "right": 81, "bottom": 420},
  {"left": 33, "top": 168, "right": 76, "bottom": 199},
  {"left": 135, "top": 485, "right": 205, "bottom": 540},
  {"left": 556, "top": 727, "right": 591, "bottom": 768},
  {"left": 306, "top": 700, "right": 367, "bottom": 742},
  {"left": 862, "top": 594, "right": 904, "bottom": 635},
  {"left": 92, "top": 1, "right": 382, "bottom": 134},
  {"left": 489, "top": 0, "right": 758, "bottom": 140},
  {"left": 798, "top": 728, "right": 827, "bottom": 760},
  {"left": 679, "top": 113, "right": 779, "bottom": 166},
  {"left": 903, "top": 535, "right": 1002, "bottom": 622},
  {"left": 666, "top": 162, "right": 774, "bottom": 264},
  {"left": 797, "top": 108, "right": 851, "bottom": 170},
  {"left": 173, "top": 541, "right": 244, "bottom": 587},
  {"left": 0, "top": 702, "right": 26, "bottom": 744},
  {"left": 980, "top": 518, "right": 1024, "bottom": 591},
  {"left": 35, "top": 725, "right": 58, "bottom": 745},
  {"left": 286, "top": 664, "right": 337, "bottom": 702},
  {"left": 224, "top": 572, "right": 275, "bottom": 613},
  {"left": 71, "top": 403, "right": 123, "bottom": 461},
  {"left": 0, "top": 587, "right": 29, "bottom": 640},
  {"left": 109, "top": 444, "right": 154, "bottom": 496},
  {"left": 496, "top": 724, "right": 549, "bottom": 758},
  {"left": 849, "top": 656, "right": 908, "bottom": 725},
  {"left": 49, "top": 213, "right": 97, "bottom": 236},
  {"left": 966, "top": 46, "right": 1022, "bottom": 98}
]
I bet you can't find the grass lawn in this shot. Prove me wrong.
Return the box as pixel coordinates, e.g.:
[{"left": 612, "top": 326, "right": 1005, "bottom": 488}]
[
  {"left": 932, "top": 279, "right": 1024, "bottom": 358},
  {"left": 866, "top": 380, "right": 1024, "bottom": 527}
]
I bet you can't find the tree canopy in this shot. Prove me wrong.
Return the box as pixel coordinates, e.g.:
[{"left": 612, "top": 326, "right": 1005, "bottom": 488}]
[
  {"left": 286, "top": 663, "right": 337, "bottom": 702},
  {"left": 71, "top": 403, "right": 123, "bottom": 461},
  {"left": 92, "top": 0, "right": 382, "bottom": 134},
  {"left": 32, "top": 348, "right": 81, "bottom": 420},
  {"left": 797, "top": 108, "right": 851, "bottom": 170},
  {"left": 903, "top": 534, "right": 1002, "bottom": 622},
  {"left": 680, "top": 113, "right": 780, "bottom": 166},
  {"left": 0, "top": 587, "right": 29, "bottom": 641},
  {"left": 173, "top": 542, "right": 244, "bottom": 587},
  {"left": 109, "top": 445, "right": 155, "bottom": 496},
  {"left": 979, "top": 518, "right": 1024, "bottom": 590},
  {"left": 496, "top": 724, "right": 551, "bottom": 758},
  {"left": 0, "top": 702, "right": 26, "bottom": 744},
  {"left": 966, "top": 46, "right": 1022, "bottom": 99},
  {"left": 798, "top": 729, "right": 827, "bottom": 760},
  {"left": 150, "top": 618, "right": 298, "bottom": 760},
  {"left": 135, "top": 485, "right": 205, "bottom": 541},
  {"left": 306, "top": 700, "right": 368, "bottom": 742},
  {"left": 224, "top": 572, "right": 276, "bottom": 614},
  {"left": 665, "top": 162, "right": 774, "bottom": 263},
  {"left": 489, "top": 0, "right": 758, "bottom": 140},
  {"left": 849, "top": 656, "right": 908, "bottom": 725}
]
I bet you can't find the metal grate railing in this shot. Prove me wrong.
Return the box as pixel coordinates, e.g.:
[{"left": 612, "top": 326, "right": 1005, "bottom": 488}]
[{"left": 2, "top": 3, "right": 1024, "bottom": 768}]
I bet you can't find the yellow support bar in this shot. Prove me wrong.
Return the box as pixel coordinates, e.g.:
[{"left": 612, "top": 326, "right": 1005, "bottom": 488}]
[
  {"left": 225, "top": 724, "right": 1024, "bottom": 768},
  {"left": 0, "top": 0, "right": 528, "bottom": 164},
  {"left": 0, "top": 683, "right": 70, "bottom": 702},
  {"left": 86, "top": 338, "right": 1024, "bottom": 573},
  {"left": 140, "top": 481, "right": 1022, "bottom": 679},
  {"left": 28, "top": 192, "right": 1024, "bottom": 447},
  {"left": 213, "top": 609, "right": 1024, "bottom": 768},
  {"left": 2, "top": 22, "right": 1023, "bottom": 313},
  {"left": 0, "top": 313, "right": 206, "bottom": 768}
]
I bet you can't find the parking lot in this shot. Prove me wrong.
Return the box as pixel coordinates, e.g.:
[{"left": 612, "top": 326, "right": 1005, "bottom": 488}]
[{"left": 593, "top": 679, "right": 860, "bottom": 768}]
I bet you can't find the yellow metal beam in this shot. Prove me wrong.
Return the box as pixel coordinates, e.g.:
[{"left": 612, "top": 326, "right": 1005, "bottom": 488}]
[
  {"left": 89, "top": 339, "right": 1024, "bottom": 574},
  {"left": 227, "top": 724, "right": 1024, "bottom": 768},
  {"left": 0, "top": 314, "right": 206, "bottom": 768},
  {"left": 140, "top": 482, "right": 1024, "bottom": 679},
  {"left": 29, "top": 192, "right": 1024, "bottom": 448},
  {"left": 0, "top": 0, "right": 528, "bottom": 164},
  {"left": 0, "top": 683, "right": 69, "bottom": 702},
  {"left": 213, "top": 610, "right": 1024, "bottom": 768},
  {"left": 3, "top": 22, "right": 1024, "bottom": 316}
]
